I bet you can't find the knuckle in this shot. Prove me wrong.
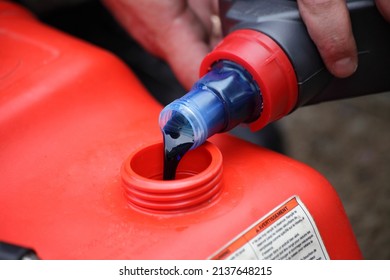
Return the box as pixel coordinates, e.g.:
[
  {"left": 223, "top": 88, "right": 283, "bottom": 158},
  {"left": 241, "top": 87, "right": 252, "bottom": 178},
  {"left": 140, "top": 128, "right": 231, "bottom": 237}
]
[{"left": 298, "top": 0, "right": 341, "bottom": 14}]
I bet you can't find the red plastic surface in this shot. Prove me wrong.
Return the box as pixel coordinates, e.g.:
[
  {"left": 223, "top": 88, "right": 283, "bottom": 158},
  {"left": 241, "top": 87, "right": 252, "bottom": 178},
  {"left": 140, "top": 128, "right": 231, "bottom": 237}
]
[
  {"left": 200, "top": 29, "right": 298, "bottom": 131},
  {"left": 0, "top": 2, "right": 362, "bottom": 259}
]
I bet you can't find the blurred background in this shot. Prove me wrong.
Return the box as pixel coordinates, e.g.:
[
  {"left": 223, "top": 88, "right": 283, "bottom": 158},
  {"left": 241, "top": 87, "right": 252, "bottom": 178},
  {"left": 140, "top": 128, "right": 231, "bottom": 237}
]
[{"left": 14, "top": 0, "right": 390, "bottom": 259}]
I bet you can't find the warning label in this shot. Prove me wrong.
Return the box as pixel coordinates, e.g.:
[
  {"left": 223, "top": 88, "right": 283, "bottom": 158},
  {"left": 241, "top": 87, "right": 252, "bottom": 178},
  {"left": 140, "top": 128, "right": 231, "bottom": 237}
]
[{"left": 210, "top": 196, "right": 329, "bottom": 260}]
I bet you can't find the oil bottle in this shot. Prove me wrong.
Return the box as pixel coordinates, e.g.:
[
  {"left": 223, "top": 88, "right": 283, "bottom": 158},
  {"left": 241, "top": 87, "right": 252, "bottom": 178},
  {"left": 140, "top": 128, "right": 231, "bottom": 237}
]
[{"left": 160, "top": 0, "right": 390, "bottom": 163}]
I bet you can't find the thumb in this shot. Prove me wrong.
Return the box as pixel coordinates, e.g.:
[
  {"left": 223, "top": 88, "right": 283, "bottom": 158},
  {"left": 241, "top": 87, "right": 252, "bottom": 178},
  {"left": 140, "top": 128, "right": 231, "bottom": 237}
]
[
  {"left": 163, "top": 32, "right": 210, "bottom": 90},
  {"left": 158, "top": 10, "right": 212, "bottom": 90}
]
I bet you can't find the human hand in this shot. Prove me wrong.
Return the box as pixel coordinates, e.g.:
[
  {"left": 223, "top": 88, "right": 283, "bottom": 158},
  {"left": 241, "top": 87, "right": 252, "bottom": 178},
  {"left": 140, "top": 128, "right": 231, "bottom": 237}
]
[
  {"left": 104, "top": 0, "right": 390, "bottom": 87},
  {"left": 103, "top": 0, "right": 221, "bottom": 90},
  {"left": 297, "top": 0, "right": 390, "bottom": 78}
]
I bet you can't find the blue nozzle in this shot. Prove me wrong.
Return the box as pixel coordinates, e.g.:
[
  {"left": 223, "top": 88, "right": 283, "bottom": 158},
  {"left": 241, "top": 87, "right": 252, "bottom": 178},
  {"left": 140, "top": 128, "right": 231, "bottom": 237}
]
[{"left": 159, "top": 60, "right": 262, "bottom": 150}]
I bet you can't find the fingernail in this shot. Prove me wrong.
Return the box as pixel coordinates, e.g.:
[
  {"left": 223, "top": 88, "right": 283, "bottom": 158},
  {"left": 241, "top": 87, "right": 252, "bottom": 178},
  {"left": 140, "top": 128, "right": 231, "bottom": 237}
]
[{"left": 333, "top": 57, "right": 358, "bottom": 78}]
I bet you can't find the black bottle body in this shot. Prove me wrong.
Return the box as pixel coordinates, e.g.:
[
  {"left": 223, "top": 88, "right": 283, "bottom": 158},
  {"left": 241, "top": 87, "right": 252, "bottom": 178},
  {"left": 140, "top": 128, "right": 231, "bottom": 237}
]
[{"left": 219, "top": 0, "right": 390, "bottom": 108}]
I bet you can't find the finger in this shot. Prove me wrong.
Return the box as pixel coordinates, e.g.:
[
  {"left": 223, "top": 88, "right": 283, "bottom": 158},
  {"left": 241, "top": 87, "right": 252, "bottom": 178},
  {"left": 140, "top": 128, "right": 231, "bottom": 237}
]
[
  {"left": 159, "top": 7, "right": 211, "bottom": 89},
  {"left": 297, "top": 0, "right": 358, "bottom": 78},
  {"left": 188, "top": 0, "right": 214, "bottom": 34},
  {"left": 376, "top": 0, "right": 390, "bottom": 22},
  {"left": 188, "top": 0, "right": 221, "bottom": 47},
  {"left": 164, "top": 34, "right": 210, "bottom": 90}
]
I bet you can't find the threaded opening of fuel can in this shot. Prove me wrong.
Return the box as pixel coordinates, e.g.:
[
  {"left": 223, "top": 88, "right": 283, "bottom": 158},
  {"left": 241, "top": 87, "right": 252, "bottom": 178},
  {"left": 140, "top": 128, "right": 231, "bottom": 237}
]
[{"left": 121, "top": 142, "right": 223, "bottom": 213}]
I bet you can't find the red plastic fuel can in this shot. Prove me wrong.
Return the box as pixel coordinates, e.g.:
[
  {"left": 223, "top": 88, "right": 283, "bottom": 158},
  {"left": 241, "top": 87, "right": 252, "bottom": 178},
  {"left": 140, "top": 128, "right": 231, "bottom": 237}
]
[{"left": 0, "top": 2, "right": 362, "bottom": 260}]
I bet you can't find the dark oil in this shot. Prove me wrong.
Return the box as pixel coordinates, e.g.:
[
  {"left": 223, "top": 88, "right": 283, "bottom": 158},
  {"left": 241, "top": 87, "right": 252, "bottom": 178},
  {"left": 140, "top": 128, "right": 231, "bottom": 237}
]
[{"left": 162, "top": 112, "right": 194, "bottom": 180}]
